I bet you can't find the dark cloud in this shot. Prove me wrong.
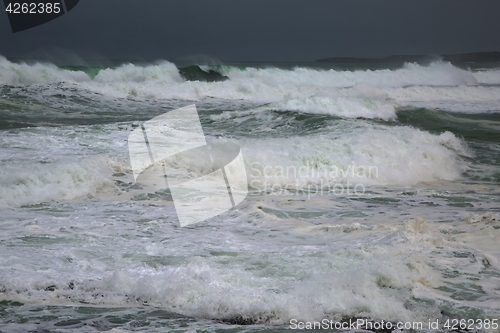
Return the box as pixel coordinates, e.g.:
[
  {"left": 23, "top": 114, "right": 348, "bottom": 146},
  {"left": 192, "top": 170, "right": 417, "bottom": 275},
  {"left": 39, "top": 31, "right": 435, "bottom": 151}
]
[{"left": 1, "top": 0, "right": 500, "bottom": 62}]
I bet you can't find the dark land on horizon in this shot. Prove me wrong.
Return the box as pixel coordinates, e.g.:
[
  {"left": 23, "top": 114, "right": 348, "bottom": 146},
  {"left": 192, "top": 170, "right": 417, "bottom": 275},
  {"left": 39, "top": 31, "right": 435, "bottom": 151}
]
[
  {"left": 3, "top": 51, "right": 500, "bottom": 68},
  {"left": 317, "top": 51, "right": 500, "bottom": 64}
]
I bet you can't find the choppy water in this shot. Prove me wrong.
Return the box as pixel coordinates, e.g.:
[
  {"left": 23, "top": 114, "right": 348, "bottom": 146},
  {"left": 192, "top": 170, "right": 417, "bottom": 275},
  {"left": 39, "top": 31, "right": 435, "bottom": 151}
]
[{"left": 0, "top": 57, "right": 499, "bottom": 332}]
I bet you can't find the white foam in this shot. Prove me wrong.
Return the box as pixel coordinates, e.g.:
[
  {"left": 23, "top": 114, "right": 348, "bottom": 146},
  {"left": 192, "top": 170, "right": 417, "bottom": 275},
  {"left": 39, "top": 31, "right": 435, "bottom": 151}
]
[
  {"left": 474, "top": 69, "right": 500, "bottom": 85},
  {"left": 226, "top": 61, "right": 479, "bottom": 88},
  {"left": 268, "top": 96, "right": 397, "bottom": 120},
  {"left": 0, "top": 125, "right": 132, "bottom": 208},
  {"left": 387, "top": 85, "right": 500, "bottom": 112},
  {"left": 2, "top": 57, "right": 500, "bottom": 118},
  {"left": 3, "top": 208, "right": 496, "bottom": 323},
  {"left": 94, "top": 62, "right": 181, "bottom": 84},
  {"left": 0, "top": 56, "right": 90, "bottom": 84},
  {"left": 0, "top": 157, "right": 116, "bottom": 207},
  {"left": 0, "top": 222, "right": 443, "bottom": 323},
  {"left": 243, "top": 125, "right": 470, "bottom": 188}
]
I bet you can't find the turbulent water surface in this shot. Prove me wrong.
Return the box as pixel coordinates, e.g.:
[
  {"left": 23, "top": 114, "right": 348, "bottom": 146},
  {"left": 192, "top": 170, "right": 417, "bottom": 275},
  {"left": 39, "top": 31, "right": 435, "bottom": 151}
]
[{"left": 0, "top": 57, "right": 500, "bottom": 332}]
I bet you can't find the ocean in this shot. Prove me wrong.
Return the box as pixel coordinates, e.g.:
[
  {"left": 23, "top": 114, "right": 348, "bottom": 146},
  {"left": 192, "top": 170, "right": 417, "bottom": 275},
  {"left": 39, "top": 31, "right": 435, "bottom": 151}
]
[{"left": 0, "top": 56, "right": 499, "bottom": 332}]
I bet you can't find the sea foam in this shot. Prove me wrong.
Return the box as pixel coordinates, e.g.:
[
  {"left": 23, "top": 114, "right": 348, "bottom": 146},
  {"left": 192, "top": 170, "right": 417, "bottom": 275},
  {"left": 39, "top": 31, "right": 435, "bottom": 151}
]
[{"left": 2, "top": 57, "right": 500, "bottom": 118}]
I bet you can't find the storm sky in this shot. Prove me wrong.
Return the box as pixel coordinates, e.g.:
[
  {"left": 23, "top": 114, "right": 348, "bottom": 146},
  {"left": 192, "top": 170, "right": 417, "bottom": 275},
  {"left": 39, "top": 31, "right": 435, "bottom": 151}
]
[{"left": 1, "top": 0, "right": 500, "bottom": 62}]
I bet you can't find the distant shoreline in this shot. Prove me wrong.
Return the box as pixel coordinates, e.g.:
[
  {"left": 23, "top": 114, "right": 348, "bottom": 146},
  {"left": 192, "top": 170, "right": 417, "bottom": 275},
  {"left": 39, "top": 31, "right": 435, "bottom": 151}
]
[
  {"left": 316, "top": 51, "right": 500, "bottom": 64},
  {"left": 3, "top": 51, "right": 500, "bottom": 67}
]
